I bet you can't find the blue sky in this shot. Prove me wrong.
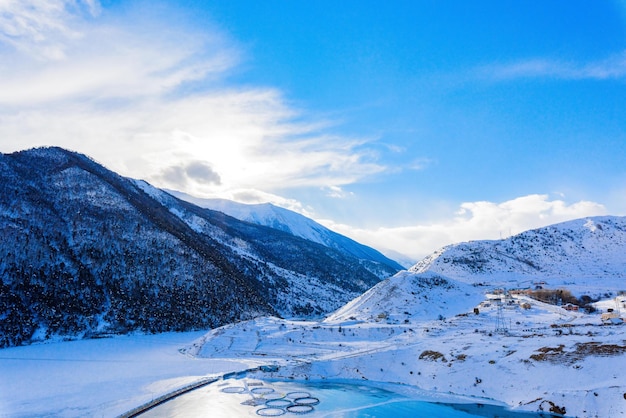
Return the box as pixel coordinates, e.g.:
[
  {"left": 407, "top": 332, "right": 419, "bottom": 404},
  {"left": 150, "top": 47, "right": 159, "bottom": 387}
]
[{"left": 1, "top": 1, "right": 625, "bottom": 259}]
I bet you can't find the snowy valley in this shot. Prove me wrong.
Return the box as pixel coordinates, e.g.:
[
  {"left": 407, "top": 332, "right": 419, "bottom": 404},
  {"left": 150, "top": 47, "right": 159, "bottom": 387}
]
[
  {"left": 1, "top": 148, "right": 626, "bottom": 417},
  {"left": 3, "top": 268, "right": 625, "bottom": 417}
]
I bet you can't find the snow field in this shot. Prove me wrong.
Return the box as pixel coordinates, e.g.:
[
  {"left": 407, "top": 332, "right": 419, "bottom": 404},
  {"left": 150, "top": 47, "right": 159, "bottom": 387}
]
[
  {"left": 2, "top": 290, "right": 625, "bottom": 417},
  {"left": 0, "top": 331, "right": 261, "bottom": 417},
  {"left": 193, "top": 293, "right": 626, "bottom": 417}
]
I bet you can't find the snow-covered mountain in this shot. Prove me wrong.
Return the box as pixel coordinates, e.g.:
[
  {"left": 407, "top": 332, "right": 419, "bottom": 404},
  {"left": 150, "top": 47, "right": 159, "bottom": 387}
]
[
  {"left": 411, "top": 216, "right": 626, "bottom": 294},
  {"left": 166, "top": 192, "right": 404, "bottom": 275},
  {"left": 0, "top": 147, "right": 390, "bottom": 347},
  {"left": 328, "top": 215, "right": 626, "bottom": 331}
]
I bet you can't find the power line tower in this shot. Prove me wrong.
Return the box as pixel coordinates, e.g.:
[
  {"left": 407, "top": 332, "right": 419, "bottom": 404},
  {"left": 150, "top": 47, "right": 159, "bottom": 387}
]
[{"left": 494, "top": 294, "right": 509, "bottom": 334}]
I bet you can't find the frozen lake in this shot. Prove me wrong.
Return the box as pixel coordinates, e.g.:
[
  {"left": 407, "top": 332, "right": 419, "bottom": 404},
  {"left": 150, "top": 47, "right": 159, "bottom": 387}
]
[{"left": 141, "top": 378, "right": 545, "bottom": 417}]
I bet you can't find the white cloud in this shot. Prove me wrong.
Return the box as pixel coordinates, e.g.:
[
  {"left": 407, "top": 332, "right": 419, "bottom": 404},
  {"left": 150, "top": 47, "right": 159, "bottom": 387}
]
[
  {"left": 319, "top": 194, "right": 608, "bottom": 262},
  {"left": 159, "top": 160, "right": 221, "bottom": 188},
  {"left": 409, "top": 157, "right": 434, "bottom": 171},
  {"left": 0, "top": 0, "right": 99, "bottom": 60},
  {"left": 0, "top": 4, "right": 236, "bottom": 105},
  {"left": 0, "top": 1, "right": 386, "bottom": 200},
  {"left": 477, "top": 51, "right": 626, "bottom": 81},
  {"left": 324, "top": 185, "right": 354, "bottom": 199},
  {"left": 188, "top": 187, "right": 315, "bottom": 218}
]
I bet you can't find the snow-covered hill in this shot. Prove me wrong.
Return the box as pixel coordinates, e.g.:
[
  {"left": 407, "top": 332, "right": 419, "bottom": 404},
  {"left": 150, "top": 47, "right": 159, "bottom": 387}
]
[
  {"left": 412, "top": 216, "right": 626, "bottom": 294},
  {"left": 167, "top": 192, "right": 404, "bottom": 276},
  {"left": 325, "top": 270, "right": 485, "bottom": 324}
]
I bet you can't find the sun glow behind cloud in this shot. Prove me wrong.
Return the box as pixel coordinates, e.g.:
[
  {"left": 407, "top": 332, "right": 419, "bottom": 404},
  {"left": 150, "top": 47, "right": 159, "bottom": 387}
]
[{"left": 0, "top": 0, "right": 384, "bottom": 205}]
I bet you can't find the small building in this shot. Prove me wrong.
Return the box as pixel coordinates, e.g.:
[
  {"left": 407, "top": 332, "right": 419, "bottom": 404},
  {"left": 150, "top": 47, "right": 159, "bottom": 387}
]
[{"left": 601, "top": 313, "right": 624, "bottom": 325}]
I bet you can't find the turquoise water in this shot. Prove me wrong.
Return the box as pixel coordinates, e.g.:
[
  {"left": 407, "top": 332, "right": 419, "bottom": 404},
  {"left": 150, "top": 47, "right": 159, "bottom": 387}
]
[
  {"left": 142, "top": 378, "right": 548, "bottom": 417},
  {"left": 285, "top": 381, "right": 543, "bottom": 418}
]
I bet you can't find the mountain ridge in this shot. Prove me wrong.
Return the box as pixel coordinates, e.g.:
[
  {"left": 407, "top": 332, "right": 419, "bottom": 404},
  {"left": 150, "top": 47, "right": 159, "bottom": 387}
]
[
  {"left": 165, "top": 192, "right": 404, "bottom": 274},
  {"left": 0, "top": 147, "right": 395, "bottom": 347},
  {"left": 411, "top": 215, "right": 626, "bottom": 294}
]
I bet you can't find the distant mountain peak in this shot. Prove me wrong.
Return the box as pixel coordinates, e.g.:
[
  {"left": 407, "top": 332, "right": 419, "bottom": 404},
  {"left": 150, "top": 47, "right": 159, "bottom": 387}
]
[{"left": 165, "top": 190, "right": 404, "bottom": 275}]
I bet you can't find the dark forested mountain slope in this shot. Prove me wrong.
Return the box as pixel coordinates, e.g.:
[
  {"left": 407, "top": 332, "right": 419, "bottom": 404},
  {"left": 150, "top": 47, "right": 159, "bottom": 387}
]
[{"left": 0, "top": 147, "right": 388, "bottom": 347}]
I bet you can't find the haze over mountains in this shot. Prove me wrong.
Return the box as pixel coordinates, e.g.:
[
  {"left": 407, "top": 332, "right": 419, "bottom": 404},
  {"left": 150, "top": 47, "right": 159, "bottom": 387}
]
[{"left": 0, "top": 147, "right": 399, "bottom": 347}]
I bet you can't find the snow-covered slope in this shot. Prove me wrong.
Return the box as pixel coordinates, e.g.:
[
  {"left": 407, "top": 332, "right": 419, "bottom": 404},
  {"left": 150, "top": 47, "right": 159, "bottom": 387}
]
[
  {"left": 325, "top": 271, "right": 485, "bottom": 324},
  {"left": 7, "top": 210, "right": 626, "bottom": 417},
  {"left": 412, "top": 216, "right": 626, "bottom": 293},
  {"left": 186, "top": 293, "right": 626, "bottom": 418},
  {"left": 170, "top": 196, "right": 327, "bottom": 242},
  {"left": 166, "top": 192, "right": 404, "bottom": 277}
]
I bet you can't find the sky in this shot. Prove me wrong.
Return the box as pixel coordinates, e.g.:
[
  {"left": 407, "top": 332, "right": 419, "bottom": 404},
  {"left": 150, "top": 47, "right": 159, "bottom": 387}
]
[{"left": 0, "top": 0, "right": 625, "bottom": 261}]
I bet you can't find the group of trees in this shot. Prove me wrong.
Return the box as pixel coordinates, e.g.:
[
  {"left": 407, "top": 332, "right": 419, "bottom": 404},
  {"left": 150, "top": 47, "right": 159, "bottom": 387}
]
[{"left": 526, "top": 288, "right": 597, "bottom": 313}]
